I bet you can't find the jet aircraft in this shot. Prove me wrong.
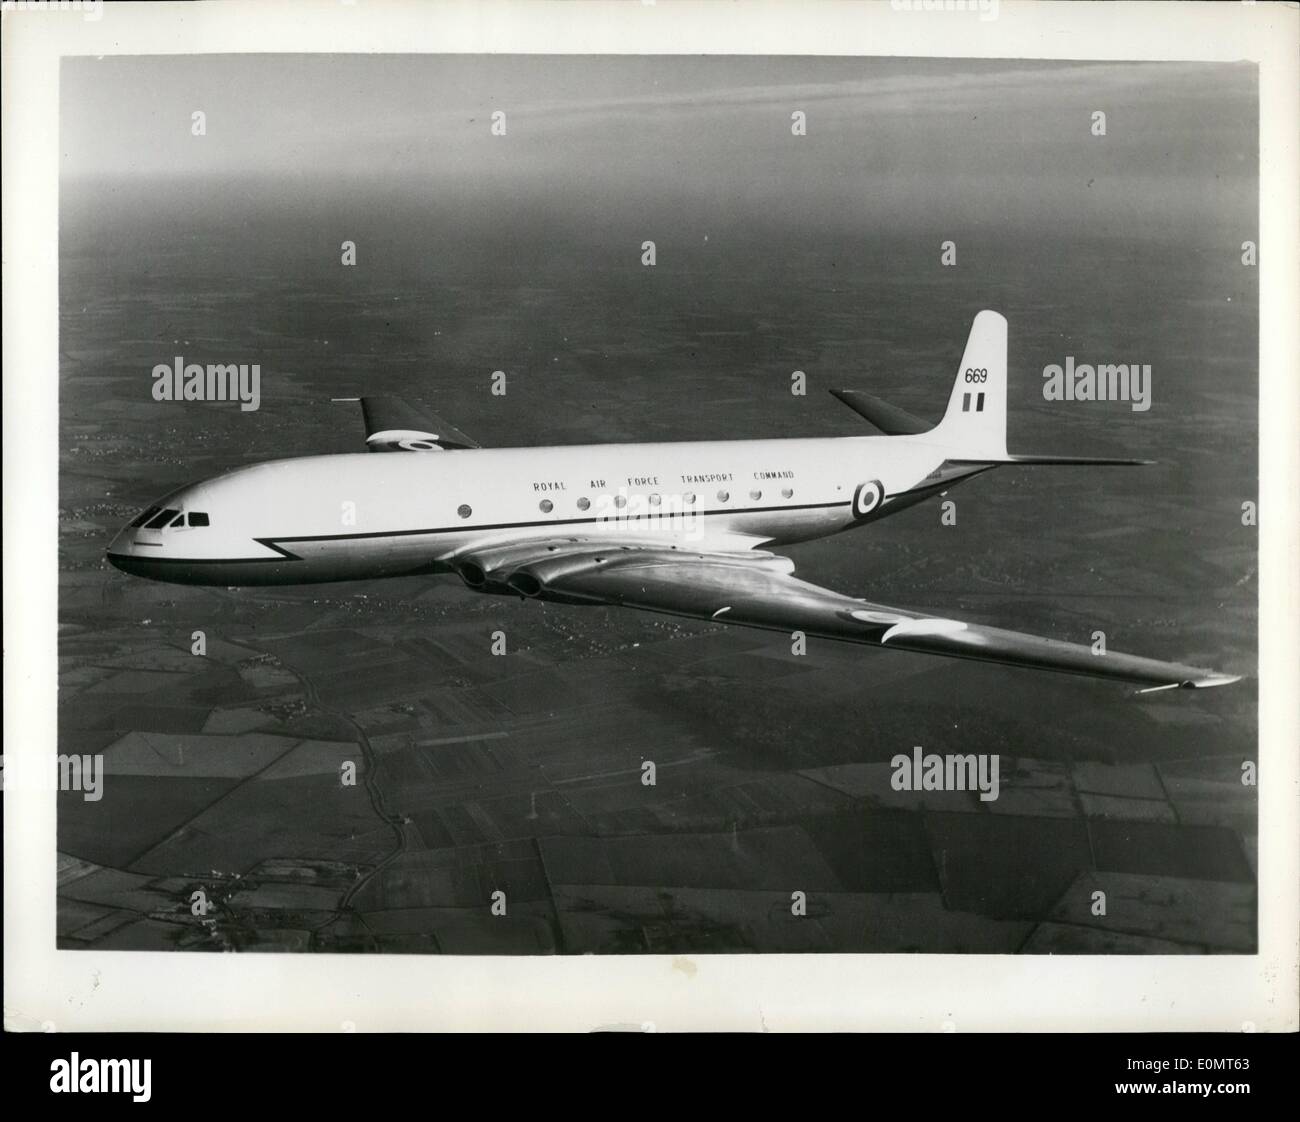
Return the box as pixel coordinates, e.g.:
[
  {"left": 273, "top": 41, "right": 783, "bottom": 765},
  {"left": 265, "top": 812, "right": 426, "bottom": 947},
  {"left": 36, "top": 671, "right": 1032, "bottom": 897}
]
[{"left": 107, "top": 311, "right": 1240, "bottom": 692}]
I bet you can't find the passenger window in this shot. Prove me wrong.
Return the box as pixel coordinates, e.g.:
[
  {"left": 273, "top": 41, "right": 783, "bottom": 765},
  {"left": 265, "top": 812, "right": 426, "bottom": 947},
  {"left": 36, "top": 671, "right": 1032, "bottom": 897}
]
[
  {"left": 649, "top": 494, "right": 661, "bottom": 506},
  {"left": 749, "top": 490, "right": 762, "bottom": 501},
  {"left": 145, "top": 509, "right": 179, "bottom": 530},
  {"left": 782, "top": 487, "right": 794, "bottom": 499},
  {"left": 614, "top": 495, "right": 627, "bottom": 509},
  {"left": 457, "top": 504, "right": 472, "bottom": 519},
  {"left": 188, "top": 512, "right": 210, "bottom": 527},
  {"left": 539, "top": 499, "right": 554, "bottom": 514},
  {"left": 684, "top": 493, "right": 696, "bottom": 505},
  {"left": 577, "top": 497, "right": 591, "bottom": 511},
  {"left": 717, "top": 490, "right": 730, "bottom": 503}
]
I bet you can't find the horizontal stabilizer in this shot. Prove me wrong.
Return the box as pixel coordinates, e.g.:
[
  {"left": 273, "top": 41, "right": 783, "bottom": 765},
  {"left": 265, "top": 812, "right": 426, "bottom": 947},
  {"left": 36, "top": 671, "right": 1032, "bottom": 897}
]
[
  {"left": 949, "top": 454, "right": 1155, "bottom": 466},
  {"left": 829, "top": 390, "right": 931, "bottom": 436},
  {"left": 335, "top": 395, "right": 480, "bottom": 452}
]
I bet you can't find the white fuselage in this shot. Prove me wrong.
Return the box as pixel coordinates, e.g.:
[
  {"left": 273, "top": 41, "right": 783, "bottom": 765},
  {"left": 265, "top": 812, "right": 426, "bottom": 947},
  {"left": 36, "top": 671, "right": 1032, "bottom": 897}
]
[{"left": 106, "top": 434, "right": 984, "bottom": 586}]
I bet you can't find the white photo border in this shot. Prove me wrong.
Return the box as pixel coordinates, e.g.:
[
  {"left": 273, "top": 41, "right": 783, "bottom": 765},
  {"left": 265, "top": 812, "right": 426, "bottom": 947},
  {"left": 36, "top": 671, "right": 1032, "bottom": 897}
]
[{"left": 4, "top": 0, "right": 1296, "bottom": 1032}]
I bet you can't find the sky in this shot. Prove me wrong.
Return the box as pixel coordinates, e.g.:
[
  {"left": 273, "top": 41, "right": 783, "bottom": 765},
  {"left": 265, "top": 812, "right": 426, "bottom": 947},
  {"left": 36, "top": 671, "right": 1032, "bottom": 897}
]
[{"left": 60, "top": 54, "right": 1256, "bottom": 239}]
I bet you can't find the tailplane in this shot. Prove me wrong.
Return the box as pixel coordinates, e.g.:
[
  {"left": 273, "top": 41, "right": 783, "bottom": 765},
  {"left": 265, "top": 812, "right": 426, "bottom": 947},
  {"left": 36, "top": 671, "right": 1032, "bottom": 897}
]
[{"left": 992, "top": 453, "right": 1154, "bottom": 466}]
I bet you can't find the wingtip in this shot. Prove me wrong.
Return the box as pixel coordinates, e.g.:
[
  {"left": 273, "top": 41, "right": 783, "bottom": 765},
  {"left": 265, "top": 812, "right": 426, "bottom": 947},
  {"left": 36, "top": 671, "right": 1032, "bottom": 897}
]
[
  {"left": 1182, "top": 673, "right": 1243, "bottom": 690},
  {"left": 1136, "top": 671, "right": 1242, "bottom": 696}
]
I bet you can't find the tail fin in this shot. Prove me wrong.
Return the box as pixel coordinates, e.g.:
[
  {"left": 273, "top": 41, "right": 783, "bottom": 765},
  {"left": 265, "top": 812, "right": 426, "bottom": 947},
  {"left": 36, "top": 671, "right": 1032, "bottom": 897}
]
[
  {"left": 932, "top": 310, "right": 1008, "bottom": 459},
  {"left": 931, "top": 311, "right": 1154, "bottom": 468}
]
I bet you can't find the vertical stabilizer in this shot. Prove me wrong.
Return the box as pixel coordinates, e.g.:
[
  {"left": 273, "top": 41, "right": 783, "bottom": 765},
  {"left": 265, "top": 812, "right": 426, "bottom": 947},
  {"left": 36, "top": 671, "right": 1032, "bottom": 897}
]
[{"left": 932, "top": 310, "right": 1008, "bottom": 460}]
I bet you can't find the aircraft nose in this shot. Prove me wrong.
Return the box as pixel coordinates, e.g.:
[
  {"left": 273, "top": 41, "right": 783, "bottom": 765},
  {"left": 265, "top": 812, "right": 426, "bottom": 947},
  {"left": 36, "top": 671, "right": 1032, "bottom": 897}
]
[
  {"left": 105, "top": 537, "right": 162, "bottom": 579},
  {"left": 106, "top": 523, "right": 135, "bottom": 560},
  {"left": 107, "top": 532, "right": 131, "bottom": 572},
  {"left": 106, "top": 523, "right": 154, "bottom": 575}
]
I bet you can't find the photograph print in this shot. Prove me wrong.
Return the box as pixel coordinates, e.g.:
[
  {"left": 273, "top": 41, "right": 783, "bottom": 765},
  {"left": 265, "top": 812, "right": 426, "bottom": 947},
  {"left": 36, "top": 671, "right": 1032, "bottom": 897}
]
[{"left": 56, "top": 52, "right": 1257, "bottom": 956}]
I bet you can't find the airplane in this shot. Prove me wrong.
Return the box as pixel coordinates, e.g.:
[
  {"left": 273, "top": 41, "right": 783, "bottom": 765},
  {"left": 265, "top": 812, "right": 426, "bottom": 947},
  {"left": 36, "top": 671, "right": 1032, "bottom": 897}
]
[{"left": 107, "top": 310, "right": 1240, "bottom": 692}]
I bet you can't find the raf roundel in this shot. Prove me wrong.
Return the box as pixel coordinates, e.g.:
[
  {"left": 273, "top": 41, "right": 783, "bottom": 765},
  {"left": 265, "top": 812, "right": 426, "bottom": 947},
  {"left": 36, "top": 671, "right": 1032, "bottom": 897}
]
[{"left": 852, "top": 479, "right": 885, "bottom": 519}]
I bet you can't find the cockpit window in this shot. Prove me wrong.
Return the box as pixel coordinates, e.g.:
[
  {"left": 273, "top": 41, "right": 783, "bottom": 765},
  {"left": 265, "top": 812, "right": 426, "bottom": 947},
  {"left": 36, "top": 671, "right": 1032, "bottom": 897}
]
[
  {"left": 144, "top": 508, "right": 179, "bottom": 530},
  {"left": 188, "top": 512, "right": 210, "bottom": 527},
  {"left": 169, "top": 513, "right": 186, "bottom": 528},
  {"left": 130, "top": 506, "right": 161, "bottom": 528}
]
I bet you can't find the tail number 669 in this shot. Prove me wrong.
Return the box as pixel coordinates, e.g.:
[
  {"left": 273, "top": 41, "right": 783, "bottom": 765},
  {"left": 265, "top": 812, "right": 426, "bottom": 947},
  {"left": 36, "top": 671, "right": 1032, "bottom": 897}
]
[{"left": 963, "top": 368, "right": 988, "bottom": 383}]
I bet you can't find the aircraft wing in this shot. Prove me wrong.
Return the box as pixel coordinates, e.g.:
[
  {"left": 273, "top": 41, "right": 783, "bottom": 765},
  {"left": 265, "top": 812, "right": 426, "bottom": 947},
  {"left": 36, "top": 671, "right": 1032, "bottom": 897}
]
[
  {"left": 456, "top": 540, "right": 1239, "bottom": 690},
  {"left": 335, "top": 395, "right": 480, "bottom": 451}
]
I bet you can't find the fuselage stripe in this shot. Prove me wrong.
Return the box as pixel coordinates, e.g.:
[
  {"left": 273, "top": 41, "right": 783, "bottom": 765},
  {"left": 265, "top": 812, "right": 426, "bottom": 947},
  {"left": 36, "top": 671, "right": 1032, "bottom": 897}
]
[
  {"left": 273, "top": 499, "right": 852, "bottom": 544},
  {"left": 112, "top": 498, "right": 858, "bottom": 566}
]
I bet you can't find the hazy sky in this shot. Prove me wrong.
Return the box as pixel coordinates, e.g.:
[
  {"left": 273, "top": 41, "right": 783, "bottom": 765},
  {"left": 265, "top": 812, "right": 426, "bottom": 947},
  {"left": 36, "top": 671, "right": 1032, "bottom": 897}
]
[{"left": 61, "top": 55, "right": 1255, "bottom": 236}]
